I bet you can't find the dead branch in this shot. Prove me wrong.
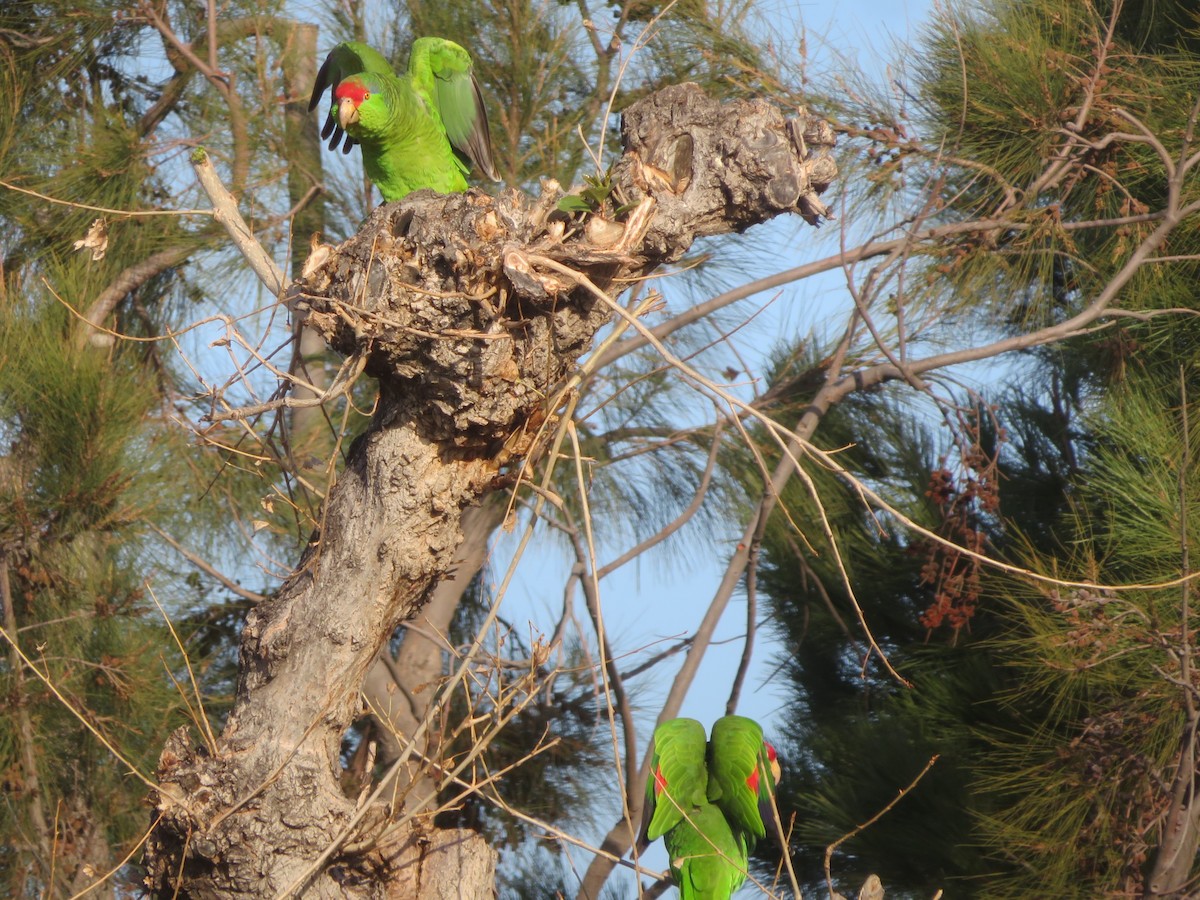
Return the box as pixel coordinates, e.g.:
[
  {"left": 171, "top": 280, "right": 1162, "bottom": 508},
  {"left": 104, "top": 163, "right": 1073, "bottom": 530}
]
[{"left": 191, "top": 148, "right": 287, "bottom": 296}]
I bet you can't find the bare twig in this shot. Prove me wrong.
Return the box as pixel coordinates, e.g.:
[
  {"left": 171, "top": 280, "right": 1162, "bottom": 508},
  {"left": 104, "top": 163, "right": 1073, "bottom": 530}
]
[
  {"left": 190, "top": 149, "right": 286, "bottom": 295},
  {"left": 147, "top": 523, "right": 267, "bottom": 603},
  {"left": 1146, "top": 368, "right": 1200, "bottom": 893},
  {"left": 725, "top": 537, "right": 758, "bottom": 716},
  {"left": 0, "top": 621, "right": 161, "bottom": 794},
  {"left": 823, "top": 755, "right": 939, "bottom": 895},
  {"left": 80, "top": 246, "right": 194, "bottom": 347},
  {"left": 594, "top": 422, "right": 725, "bottom": 580}
]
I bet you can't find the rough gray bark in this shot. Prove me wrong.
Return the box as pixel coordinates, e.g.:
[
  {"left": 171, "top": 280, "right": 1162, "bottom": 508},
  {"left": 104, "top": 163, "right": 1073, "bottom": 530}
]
[
  {"left": 383, "top": 823, "right": 499, "bottom": 900},
  {"left": 359, "top": 500, "right": 508, "bottom": 808},
  {"left": 143, "top": 82, "right": 835, "bottom": 898}
]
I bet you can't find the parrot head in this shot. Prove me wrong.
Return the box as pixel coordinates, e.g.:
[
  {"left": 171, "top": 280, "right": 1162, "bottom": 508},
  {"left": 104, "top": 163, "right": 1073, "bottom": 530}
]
[
  {"left": 746, "top": 741, "right": 780, "bottom": 795},
  {"left": 334, "top": 75, "right": 385, "bottom": 134},
  {"left": 765, "top": 741, "right": 781, "bottom": 784}
]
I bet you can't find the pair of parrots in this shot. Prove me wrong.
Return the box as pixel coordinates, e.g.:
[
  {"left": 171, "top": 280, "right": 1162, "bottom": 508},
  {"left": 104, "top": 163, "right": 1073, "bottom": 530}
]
[
  {"left": 308, "top": 37, "right": 498, "bottom": 202},
  {"left": 642, "top": 716, "right": 781, "bottom": 899}
]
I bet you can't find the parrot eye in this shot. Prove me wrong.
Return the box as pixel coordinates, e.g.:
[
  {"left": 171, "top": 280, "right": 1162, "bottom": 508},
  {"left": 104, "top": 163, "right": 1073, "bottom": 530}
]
[{"left": 363, "top": 91, "right": 370, "bottom": 100}]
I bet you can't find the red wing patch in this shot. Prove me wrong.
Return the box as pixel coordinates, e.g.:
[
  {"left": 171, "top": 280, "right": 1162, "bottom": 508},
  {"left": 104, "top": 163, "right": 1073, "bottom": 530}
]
[
  {"left": 654, "top": 764, "right": 668, "bottom": 795},
  {"left": 746, "top": 768, "right": 760, "bottom": 793}
]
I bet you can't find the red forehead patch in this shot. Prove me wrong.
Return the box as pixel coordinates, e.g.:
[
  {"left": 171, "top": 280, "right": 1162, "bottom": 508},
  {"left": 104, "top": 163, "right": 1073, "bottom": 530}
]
[{"left": 334, "top": 79, "right": 370, "bottom": 106}]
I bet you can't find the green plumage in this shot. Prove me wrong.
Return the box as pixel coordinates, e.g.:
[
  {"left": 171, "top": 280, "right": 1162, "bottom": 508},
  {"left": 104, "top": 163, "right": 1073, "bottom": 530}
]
[
  {"left": 308, "top": 37, "right": 498, "bottom": 201},
  {"left": 663, "top": 802, "right": 749, "bottom": 900},
  {"left": 641, "top": 716, "right": 780, "bottom": 899},
  {"left": 645, "top": 718, "right": 709, "bottom": 842},
  {"left": 707, "top": 715, "right": 775, "bottom": 847}
]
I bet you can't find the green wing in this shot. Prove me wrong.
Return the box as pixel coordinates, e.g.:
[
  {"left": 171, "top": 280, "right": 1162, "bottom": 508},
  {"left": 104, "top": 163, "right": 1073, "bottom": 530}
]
[
  {"left": 308, "top": 41, "right": 397, "bottom": 154},
  {"left": 642, "top": 718, "right": 709, "bottom": 843},
  {"left": 663, "top": 802, "right": 748, "bottom": 900},
  {"left": 406, "top": 37, "right": 499, "bottom": 180},
  {"left": 707, "top": 715, "right": 770, "bottom": 844}
]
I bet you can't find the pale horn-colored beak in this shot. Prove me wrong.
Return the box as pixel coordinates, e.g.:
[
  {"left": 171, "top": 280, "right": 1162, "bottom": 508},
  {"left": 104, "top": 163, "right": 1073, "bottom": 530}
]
[{"left": 337, "top": 96, "right": 360, "bottom": 130}]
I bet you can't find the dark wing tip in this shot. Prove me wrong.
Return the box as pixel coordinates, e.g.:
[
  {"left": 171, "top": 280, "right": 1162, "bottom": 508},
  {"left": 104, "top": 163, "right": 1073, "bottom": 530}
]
[
  {"left": 471, "top": 76, "right": 500, "bottom": 181},
  {"left": 326, "top": 123, "right": 344, "bottom": 151},
  {"left": 479, "top": 154, "right": 500, "bottom": 182},
  {"left": 309, "top": 54, "right": 334, "bottom": 111}
]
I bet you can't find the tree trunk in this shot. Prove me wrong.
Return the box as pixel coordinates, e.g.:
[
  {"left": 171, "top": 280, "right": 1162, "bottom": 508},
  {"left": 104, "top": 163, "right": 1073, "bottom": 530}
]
[
  {"left": 360, "top": 499, "right": 507, "bottom": 808},
  {"left": 143, "top": 83, "right": 835, "bottom": 898},
  {"left": 279, "top": 20, "right": 334, "bottom": 466}
]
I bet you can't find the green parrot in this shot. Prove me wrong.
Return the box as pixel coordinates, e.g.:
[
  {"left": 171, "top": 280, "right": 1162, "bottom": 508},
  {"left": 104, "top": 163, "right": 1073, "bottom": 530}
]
[
  {"left": 644, "top": 718, "right": 710, "bottom": 842},
  {"left": 663, "top": 801, "right": 750, "bottom": 900},
  {"left": 308, "top": 37, "right": 499, "bottom": 201},
  {"left": 707, "top": 715, "right": 781, "bottom": 850},
  {"left": 642, "top": 716, "right": 781, "bottom": 898}
]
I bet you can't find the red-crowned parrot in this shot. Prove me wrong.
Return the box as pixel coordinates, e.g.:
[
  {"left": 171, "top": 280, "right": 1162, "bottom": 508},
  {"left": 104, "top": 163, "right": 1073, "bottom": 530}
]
[
  {"left": 641, "top": 716, "right": 781, "bottom": 898},
  {"left": 308, "top": 37, "right": 499, "bottom": 201},
  {"left": 707, "top": 715, "right": 781, "bottom": 850}
]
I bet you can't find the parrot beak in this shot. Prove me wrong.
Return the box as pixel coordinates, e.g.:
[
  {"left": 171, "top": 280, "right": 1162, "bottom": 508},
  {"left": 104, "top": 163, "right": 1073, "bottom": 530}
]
[{"left": 337, "top": 96, "right": 360, "bottom": 130}]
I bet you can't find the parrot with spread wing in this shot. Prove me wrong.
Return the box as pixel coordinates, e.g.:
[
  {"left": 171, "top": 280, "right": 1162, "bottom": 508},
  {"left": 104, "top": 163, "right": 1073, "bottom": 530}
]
[
  {"left": 308, "top": 37, "right": 498, "bottom": 201},
  {"left": 641, "top": 716, "right": 781, "bottom": 898}
]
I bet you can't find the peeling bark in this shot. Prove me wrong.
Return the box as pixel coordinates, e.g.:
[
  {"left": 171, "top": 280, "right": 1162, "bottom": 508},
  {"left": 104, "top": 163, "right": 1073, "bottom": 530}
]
[{"left": 143, "top": 83, "right": 834, "bottom": 898}]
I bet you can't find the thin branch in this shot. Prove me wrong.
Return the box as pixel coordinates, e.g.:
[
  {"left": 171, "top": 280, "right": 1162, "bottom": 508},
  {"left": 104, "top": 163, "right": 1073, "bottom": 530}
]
[
  {"left": 191, "top": 149, "right": 286, "bottom": 295},
  {"left": 823, "top": 755, "right": 939, "bottom": 895},
  {"left": 594, "top": 422, "right": 725, "bottom": 579},
  {"left": 0, "top": 179, "right": 213, "bottom": 217},
  {"left": 0, "top": 552, "right": 57, "bottom": 884},
  {"left": 566, "top": 421, "right": 640, "bottom": 849},
  {"left": 80, "top": 246, "right": 193, "bottom": 347},
  {"left": 145, "top": 583, "right": 219, "bottom": 753},
  {"left": 1180, "top": 364, "right": 1192, "bottom": 715},
  {"left": 146, "top": 523, "right": 267, "bottom": 603},
  {"left": 67, "top": 812, "right": 165, "bottom": 900},
  {"left": 0, "top": 623, "right": 161, "bottom": 794},
  {"left": 725, "top": 537, "right": 758, "bottom": 716}
]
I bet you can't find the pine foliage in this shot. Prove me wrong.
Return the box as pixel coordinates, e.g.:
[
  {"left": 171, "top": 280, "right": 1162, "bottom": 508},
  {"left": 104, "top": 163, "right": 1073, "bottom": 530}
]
[{"left": 757, "top": 0, "right": 1200, "bottom": 895}]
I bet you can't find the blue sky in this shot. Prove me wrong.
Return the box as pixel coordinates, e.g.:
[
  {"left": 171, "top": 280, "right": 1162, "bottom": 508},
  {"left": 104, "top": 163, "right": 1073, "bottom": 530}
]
[{"left": 500, "top": 0, "right": 940, "bottom": 731}]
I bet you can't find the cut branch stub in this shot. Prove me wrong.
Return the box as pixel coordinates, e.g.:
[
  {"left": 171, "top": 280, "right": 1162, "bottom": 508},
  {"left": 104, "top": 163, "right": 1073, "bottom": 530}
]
[{"left": 615, "top": 82, "right": 837, "bottom": 249}]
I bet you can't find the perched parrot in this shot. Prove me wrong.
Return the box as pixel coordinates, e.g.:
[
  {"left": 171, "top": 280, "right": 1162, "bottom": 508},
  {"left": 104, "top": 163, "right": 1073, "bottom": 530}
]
[
  {"left": 663, "top": 801, "right": 750, "bottom": 900},
  {"left": 707, "top": 715, "right": 781, "bottom": 850},
  {"left": 643, "top": 718, "right": 710, "bottom": 842},
  {"left": 641, "top": 716, "right": 781, "bottom": 899},
  {"left": 308, "top": 37, "right": 499, "bottom": 201}
]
